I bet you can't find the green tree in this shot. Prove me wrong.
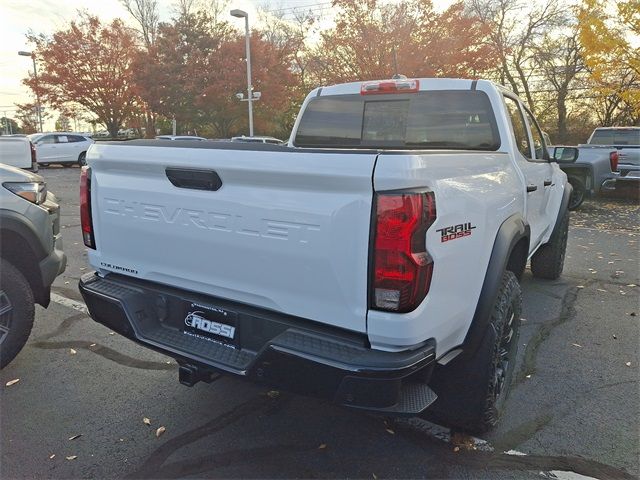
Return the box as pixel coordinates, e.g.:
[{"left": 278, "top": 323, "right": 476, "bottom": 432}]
[
  {"left": 0, "top": 117, "right": 21, "bottom": 135},
  {"left": 55, "top": 114, "right": 71, "bottom": 131}
]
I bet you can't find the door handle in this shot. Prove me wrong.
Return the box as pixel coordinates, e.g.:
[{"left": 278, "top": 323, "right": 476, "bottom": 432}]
[
  {"left": 166, "top": 168, "right": 222, "bottom": 191},
  {"left": 544, "top": 180, "right": 553, "bottom": 187},
  {"left": 526, "top": 184, "right": 538, "bottom": 193}
]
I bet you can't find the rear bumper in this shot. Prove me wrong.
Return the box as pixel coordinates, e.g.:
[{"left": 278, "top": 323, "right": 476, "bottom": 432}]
[
  {"left": 79, "top": 272, "right": 437, "bottom": 414},
  {"left": 601, "top": 168, "right": 640, "bottom": 191}
]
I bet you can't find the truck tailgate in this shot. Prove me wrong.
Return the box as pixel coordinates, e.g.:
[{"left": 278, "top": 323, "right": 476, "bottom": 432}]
[{"left": 87, "top": 143, "right": 376, "bottom": 333}]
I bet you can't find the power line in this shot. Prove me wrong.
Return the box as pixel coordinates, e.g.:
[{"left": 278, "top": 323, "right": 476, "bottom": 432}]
[{"left": 263, "top": 1, "right": 332, "bottom": 13}]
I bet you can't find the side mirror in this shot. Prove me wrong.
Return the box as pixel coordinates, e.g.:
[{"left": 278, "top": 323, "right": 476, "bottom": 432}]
[{"left": 552, "top": 146, "right": 579, "bottom": 163}]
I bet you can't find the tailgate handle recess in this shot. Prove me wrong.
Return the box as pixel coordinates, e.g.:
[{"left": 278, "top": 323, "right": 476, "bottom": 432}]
[{"left": 166, "top": 168, "right": 222, "bottom": 191}]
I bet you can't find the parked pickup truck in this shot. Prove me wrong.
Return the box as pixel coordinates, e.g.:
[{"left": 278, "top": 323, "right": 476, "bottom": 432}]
[
  {"left": 79, "top": 78, "right": 570, "bottom": 433},
  {"left": 551, "top": 126, "right": 639, "bottom": 209}
]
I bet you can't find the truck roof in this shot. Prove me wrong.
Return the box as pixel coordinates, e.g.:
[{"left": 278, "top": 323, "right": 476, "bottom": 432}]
[
  {"left": 317, "top": 78, "right": 494, "bottom": 97},
  {"left": 592, "top": 127, "right": 639, "bottom": 131}
]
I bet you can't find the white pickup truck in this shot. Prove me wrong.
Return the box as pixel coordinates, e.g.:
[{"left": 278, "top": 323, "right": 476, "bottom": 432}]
[{"left": 79, "top": 78, "right": 571, "bottom": 433}]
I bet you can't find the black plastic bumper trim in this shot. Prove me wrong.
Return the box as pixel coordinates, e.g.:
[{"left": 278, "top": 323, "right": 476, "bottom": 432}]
[{"left": 79, "top": 272, "right": 436, "bottom": 412}]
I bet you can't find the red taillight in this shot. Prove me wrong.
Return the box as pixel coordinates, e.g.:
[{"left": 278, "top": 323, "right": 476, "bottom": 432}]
[
  {"left": 609, "top": 151, "right": 619, "bottom": 172},
  {"left": 80, "top": 166, "right": 95, "bottom": 249},
  {"left": 371, "top": 192, "right": 436, "bottom": 312},
  {"left": 361, "top": 79, "right": 419, "bottom": 95},
  {"left": 29, "top": 142, "right": 37, "bottom": 168}
]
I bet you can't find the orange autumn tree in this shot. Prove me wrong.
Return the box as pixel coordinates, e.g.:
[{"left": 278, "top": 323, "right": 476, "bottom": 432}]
[
  {"left": 578, "top": 0, "right": 640, "bottom": 119},
  {"left": 309, "top": 0, "right": 497, "bottom": 84},
  {"left": 24, "top": 15, "right": 141, "bottom": 137},
  {"left": 134, "top": 9, "right": 300, "bottom": 138}
]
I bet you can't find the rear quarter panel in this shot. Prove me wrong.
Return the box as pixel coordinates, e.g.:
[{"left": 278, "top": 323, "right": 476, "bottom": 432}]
[{"left": 369, "top": 151, "right": 523, "bottom": 354}]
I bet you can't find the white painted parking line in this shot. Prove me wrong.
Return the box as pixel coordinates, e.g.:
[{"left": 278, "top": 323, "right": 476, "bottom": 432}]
[
  {"left": 547, "top": 471, "right": 601, "bottom": 480},
  {"left": 50, "top": 292, "right": 89, "bottom": 315}
]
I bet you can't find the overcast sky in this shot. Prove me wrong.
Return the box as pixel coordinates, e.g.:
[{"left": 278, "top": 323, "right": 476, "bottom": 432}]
[{"left": 0, "top": 0, "right": 455, "bottom": 130}]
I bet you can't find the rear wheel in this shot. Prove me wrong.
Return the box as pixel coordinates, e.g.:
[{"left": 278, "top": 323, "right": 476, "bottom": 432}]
[
  {"left": 78, "top": 152, "right": 87, "bottom": 166},
  {"left": 530, "top": 206, "right": 569, "bottom": 280},
  {"left": 0, "top": 259, "right": 35, "bottom": 369},
  {"left": 421, "top": 270, "right": 522, "bottom": 433},
  {"left": 567, "top": 176, "right": 585, "bottom": 210}
]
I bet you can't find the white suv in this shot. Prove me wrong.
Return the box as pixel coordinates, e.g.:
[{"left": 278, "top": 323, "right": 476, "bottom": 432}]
[{"left": 28, "top": 133, "right": 94, "bottom": 167}]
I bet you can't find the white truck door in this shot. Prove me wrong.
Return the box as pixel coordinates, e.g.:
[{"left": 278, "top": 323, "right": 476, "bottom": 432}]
[{"left": 503, "top": 96, "right": 552, "bottom": 248}]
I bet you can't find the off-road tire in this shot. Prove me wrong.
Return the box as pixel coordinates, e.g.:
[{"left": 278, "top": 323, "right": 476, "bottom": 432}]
[
  {"left": 567, "top": 176, "right": 585, "bottom": 210},
  {"left": 0, "top": 259, "right": 35, "bottom": 369},
  {"left": 530, "top": 206, "right": 569, "bottom": 280},
  {"left": 421, "top": 270, "right": 522, "bottom": 434},
  {"left": 78, "top": 152, "right": 87, "bottom": 166}
]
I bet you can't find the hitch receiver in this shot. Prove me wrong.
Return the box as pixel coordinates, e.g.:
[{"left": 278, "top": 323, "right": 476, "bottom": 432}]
[{"left": 179, "top": 365, "right": 202, "bottom": 387}]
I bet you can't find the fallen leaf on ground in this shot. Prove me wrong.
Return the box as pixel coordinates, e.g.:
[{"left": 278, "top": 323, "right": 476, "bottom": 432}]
[
  {"left": 525, "top": 374, "right": 531, "bottom": 379},
  {"left": 49, "top": 454, "right": 55, "bottom": 459},
  {"left": 318, "top": 443, "right": 327, "bottom": 450},
  {"left": 597, "top": 289, "right": 607, "bottom": 292},
  {"left": 626, "top": 284, "right": 637, "bottom": 287},
  {"left": 66, "top": 456, "right": 77, "bottom": 461},
  {"left": 385, "top": 428, "right": 395, "bottom": 435},
  {"left": 612, "top": 334, "right": 617, "bottom": 339},
  {"left": 68, "top": 434, "right": 82, "bottom": 441},
  {"left": 89, "top": 343, "right": 96, "bottom": 347},
  {"left": 108, "top": 332, "right": 115, "bottom": 335},
  {"left": 69, "top": 348, "right": 77, "bottom": 355},
  {"left": 143, "top": 417, "right": 151, "bottom": 426},
  {"left": 5, "top": 379, "right": 19, "bottom": 387},
  {"left": 156, "top": 426, "right": 166, "bottom": 437},
  {"left": 266, "top": 390, "right": 280, "bottom": 399},
  {"left": 453, "top": 446, "right": 460, "bottom": 452},
  {"left": 576, "top": 285, "right": 585, "bottom": 289},
  {"left": 626, "top": 362, "right": 631, "bottom": 367},
  {"left": 572, "top": 343, "right": 582, "bottom": 348}
]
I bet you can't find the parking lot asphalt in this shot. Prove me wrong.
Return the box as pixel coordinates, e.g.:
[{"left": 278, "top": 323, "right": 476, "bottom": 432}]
[{"left": 1, "top": 166, "right": 638, "bottom": 480}]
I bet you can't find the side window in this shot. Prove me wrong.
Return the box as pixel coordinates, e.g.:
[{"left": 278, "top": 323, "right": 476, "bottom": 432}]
[
  {"left": 524, "top": 108, "right": 547, "bottom": 160},
  {"left": 38, "top": 135, "right": 55, "bottom": 144},
  {"left": 56, "top": 135, "right": 69, "bottom": 143},
  {"left": 69, "top": 135, "right": 84, "bottom": 143},
  {"left": 503, "top": 96, "right": 531, "bottom": 159}
]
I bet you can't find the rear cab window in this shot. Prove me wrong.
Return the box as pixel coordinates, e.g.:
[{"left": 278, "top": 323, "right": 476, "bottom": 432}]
[
  {"left": 294, "top": 90, "right": 500, "bottom": 150},
  {"left": 589, "top": 129, "right": 640, "bottom": 145}
]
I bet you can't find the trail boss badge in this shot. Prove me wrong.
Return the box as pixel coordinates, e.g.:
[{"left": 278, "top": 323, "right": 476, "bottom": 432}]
[{"left": 436, "top": 222, "right": 476, "bottom": 242}]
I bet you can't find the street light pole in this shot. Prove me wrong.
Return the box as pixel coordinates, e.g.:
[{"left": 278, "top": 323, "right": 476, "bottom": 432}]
[
  {"left": 18, "top": 51, "right": 43, "bottom": 133},
  {"left": 230, "top": 9, "right": 254, "bottom": 136}
]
